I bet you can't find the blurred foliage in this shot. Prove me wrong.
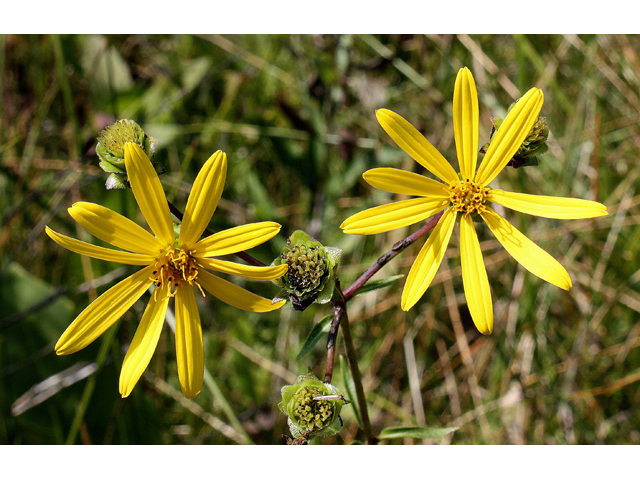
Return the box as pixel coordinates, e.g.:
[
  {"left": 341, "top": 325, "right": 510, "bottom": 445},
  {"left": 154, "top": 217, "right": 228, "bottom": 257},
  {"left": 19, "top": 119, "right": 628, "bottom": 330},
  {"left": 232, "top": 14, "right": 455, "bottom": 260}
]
[{"left": 1, "top": 34, "right": 639, "bottom": 444}]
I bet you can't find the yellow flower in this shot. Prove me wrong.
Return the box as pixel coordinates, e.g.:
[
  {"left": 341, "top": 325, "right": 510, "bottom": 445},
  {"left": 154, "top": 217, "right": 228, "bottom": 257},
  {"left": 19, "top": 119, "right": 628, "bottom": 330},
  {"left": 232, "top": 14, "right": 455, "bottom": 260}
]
[
  {"left": 341, "top": 68, "right": 607, "bottom": 335},
  {"left": 46, "top": 143, "right": 287, "bottom": 398}
]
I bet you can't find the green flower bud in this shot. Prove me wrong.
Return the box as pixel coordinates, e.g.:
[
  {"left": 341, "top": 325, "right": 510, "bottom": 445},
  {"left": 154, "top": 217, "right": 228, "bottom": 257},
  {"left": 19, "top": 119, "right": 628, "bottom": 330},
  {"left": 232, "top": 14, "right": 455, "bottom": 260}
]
[
  {"left": 272, "top": 230, "right": 341, "bottom": 311},
  {"left": 479, "top": 99, "right": 549, "bottom": 169},
  {"left": 279, "top": 374, "right": 346, "bottom": 438},
  {"left": 96, "top": 119, "right": 158, "bottom": 189}
]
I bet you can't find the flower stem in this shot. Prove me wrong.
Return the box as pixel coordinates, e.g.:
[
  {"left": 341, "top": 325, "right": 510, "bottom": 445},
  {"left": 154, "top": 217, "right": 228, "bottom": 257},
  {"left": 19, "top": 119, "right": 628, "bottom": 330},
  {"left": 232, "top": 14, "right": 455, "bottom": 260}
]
[
  {"left": 326, "top": 213, "right": 443, "bottom": 378},
  {"left": 167, "top": 200, "right": 265, "bottom": 267},
  {"left": 332, "top": 279, "right": 377, "bottom": 444},
  {"left": 322, "top": 213, "right": 444, "bottom": 443},
  {"left": 342, "top": 211, "right": 444, "bottom": 300}
]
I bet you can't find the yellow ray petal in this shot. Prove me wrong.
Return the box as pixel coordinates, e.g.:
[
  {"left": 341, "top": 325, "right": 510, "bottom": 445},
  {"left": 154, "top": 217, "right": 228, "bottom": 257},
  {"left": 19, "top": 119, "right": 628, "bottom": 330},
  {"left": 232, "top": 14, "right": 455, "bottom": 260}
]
[
  {"left": 55, "top": 265, "right": 155, "bottom": 355},
  {"left": 488, "top": 189, "right": 608, "bottom": 219},
  {"left": 175, "top": 286, "right": 204, "bottom": 399},
  {"left": 340, "top": 197, "right": 450, "bottom": 235},
  {"left": 192, "top": 222, "right": 281, "bottom": 258},
  {"left": 481, "top": 207, "right": 572, "bottom": 290},
  {"left": 124, "top": 143, "right": 174, "bottom": 246},
  {"left": 197, "top": 258, "right": 288, "bottom": 281},
  {"left": 45, "top": 226, "right": 156, "bottom": 266},
  {"left": 363, "top": 168, "right": 450, "bottom": 198},
  {"left": 454, "top": 68, "right": 479, "bottom": 180},
  {"left": 179, "top": 150, "right": 227, "bottom": 248},
  {"left": 401, "top": 208, "right": 456, "bottom": 310},
  {"left": 376, "top": 109, "right": 459, "bottom": 185},
  {"left": 119, "top": 283, "right": 170, "bottom": 398},
  {"left": 459, "top": 215, "right": 493, "bottom": 334},
  {"left": 68, "top": 202, "right": 164, "bottom": 256},
  {"left": 198, "top": 269, "right": 285, "bottom": 312},
  {"left": 475, "top": 88, "right": 544, "bottom": 186}
]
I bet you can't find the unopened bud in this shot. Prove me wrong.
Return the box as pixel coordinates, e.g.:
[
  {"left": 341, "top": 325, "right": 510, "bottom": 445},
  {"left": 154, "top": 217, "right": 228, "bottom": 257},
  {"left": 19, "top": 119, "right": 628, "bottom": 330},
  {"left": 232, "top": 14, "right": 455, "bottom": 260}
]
[
  {"left": 480, "top": 99, "right": 549, "bottom": 168},
  {"left": 96, "top": 119, "right": 158, "bottom": 189}
]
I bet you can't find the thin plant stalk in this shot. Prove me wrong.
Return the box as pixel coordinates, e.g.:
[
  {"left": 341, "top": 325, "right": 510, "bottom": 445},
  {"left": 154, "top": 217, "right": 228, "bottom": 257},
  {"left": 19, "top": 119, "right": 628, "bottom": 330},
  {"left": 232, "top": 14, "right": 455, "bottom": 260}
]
[
  {"left": 342, "top": 211, "right": 444, "bottom": 300},
  {"left": 333, "top": 280, "right": 377, "bottom": 444},
  {"left": 324, "top": 212, "right": 443, "bottom": 382}
]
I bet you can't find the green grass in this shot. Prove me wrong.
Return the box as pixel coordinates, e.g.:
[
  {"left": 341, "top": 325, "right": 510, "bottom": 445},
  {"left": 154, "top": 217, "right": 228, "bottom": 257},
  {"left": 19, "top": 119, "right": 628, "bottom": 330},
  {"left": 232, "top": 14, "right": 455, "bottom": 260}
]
[{"left": 1, "top": 34, "right": 638, "bottom": 444}]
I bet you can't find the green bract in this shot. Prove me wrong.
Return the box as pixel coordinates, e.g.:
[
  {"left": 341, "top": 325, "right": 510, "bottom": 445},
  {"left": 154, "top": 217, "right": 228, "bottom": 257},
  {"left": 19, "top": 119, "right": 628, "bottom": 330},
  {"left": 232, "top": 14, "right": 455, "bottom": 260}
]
[
  {"left": 96, "top": 119, "right": 158, "bottom": 189},
  {"left": 279, "top": 374, "right": 346, "bottom": 438},
  {"left": 480, "top": 100, "right": 549, "bottom": 168},
  {"left": 272, "top": 230, "right": 341, "bottom": 311}
]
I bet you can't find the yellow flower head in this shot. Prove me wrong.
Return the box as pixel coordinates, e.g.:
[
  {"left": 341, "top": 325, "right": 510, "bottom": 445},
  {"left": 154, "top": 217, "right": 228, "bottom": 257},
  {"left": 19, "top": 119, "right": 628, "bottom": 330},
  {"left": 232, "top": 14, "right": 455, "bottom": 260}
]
[
  {"left": 341, "top": 68, "right": 608, "bottom": 335},
  {"left": 46, "top": 143, "right": 287, "bottom": 398}
]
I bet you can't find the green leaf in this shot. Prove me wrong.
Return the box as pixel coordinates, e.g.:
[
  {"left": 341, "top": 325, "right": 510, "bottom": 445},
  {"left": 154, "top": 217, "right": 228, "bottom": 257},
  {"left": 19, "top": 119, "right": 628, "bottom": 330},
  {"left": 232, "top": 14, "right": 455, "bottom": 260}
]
[
  {"left": 295, "top": 315, "right": 333, "bottom": 361},
  {"left": 379, "top": 426, "right": 458, "bottom": 440},
  {"left": 354, "top": 275, "right": 404, "bottom": 297}
]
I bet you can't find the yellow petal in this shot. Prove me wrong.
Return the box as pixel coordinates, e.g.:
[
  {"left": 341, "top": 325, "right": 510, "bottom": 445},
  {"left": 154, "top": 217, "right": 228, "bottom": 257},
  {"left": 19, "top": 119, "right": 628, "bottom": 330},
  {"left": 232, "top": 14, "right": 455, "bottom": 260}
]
[
  {"left": 459, "top": 215, "right": 493, "bottom": 334},
  {"left": 454, "top": 68, "right": 479, "bottom": 180},
  {"left": 45, "top": 226, "right": 156, "bottom": 266},
  {"left": 401, "top": 208, "right": 456, "bottom": 310},
  {"left": 124, "top": 143, "right": 174, "bottom": 246},
  {"left": 175, "top": 286, "right": 204, "bottom": 399},
  {"left": 192, "top": 222, "right": 281, "bottom": 258},
  {"left": 179, "top": 151, "right": 227, "bottom": 248},
  {"left": 340, "top": 197, "right": 450, "bottom": 235},
  {"left": 197, "top": 258, "right": 288, "bottom": 281},
  {"left": 363, "top": 168, "right": 450, "bottom": 198},
  {"left": 119, "top": 283, "right": 170, "bottom": 398},
  {"left": 68, "top": 202, "right": 164, "bottom": 256},
  {"left": 488, "top": 189, "right": 608, "bottom": 219},
  {"left": 198, "top": 269, "right": 285, "bottom": 312},
  {"left": 475, "top": 88, "right": 544, "bottom": 186},
  {"left": 55, "top": 265, "right": 155, "bottom": 355},
  {"left": 481, "top": 207, "right": 572, "bottom": 290},
  {"left": 376, "top": 109, "right": 459, "bottom": 185}
]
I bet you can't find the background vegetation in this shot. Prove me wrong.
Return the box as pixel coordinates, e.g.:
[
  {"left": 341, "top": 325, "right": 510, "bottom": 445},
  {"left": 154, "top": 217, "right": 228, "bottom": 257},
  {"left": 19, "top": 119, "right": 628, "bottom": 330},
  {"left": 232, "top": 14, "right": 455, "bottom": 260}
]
[{"left": 1, "top": 34, "right": 638, "bottom": 444}]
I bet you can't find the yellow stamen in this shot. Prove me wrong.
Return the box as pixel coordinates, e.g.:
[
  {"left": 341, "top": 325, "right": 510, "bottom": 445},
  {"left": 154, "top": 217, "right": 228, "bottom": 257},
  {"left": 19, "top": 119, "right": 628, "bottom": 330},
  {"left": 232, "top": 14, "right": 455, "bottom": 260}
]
[
  {"left": 449, "top": 179, "right": 490, "bottom": 215},
  {"left": 149, "top": 247, "right": 205, "bottom": 298}
]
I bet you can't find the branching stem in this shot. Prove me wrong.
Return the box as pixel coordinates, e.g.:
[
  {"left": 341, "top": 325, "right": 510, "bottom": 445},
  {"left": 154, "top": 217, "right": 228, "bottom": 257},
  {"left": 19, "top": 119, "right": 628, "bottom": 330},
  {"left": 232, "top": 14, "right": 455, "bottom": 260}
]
[{"left": 323, "top": 212, "right": 444, "bottom": 443}]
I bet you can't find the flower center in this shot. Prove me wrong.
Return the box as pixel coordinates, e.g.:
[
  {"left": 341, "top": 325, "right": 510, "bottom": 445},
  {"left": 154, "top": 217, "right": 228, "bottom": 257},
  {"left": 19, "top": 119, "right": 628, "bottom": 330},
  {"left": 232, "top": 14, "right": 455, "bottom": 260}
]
[
  {"left": 449, "top": 179, "right": 490, "bottom": 215},
  {"left": 151, "top": 247, "right": 204, "bottom": 297},
  {"left": 291, "top": 386, "right": 335, "bottom": 432}
]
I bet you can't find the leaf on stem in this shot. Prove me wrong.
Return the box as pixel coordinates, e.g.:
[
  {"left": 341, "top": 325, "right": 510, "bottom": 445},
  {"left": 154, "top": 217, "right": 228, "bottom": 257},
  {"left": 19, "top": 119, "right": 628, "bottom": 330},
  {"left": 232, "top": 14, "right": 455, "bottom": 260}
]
[
  {"left": 295, "top": 315, "right": 333, "bottom": 361},
  {"left": 353, "top": 274, "right": 404, "bottom": 297}
]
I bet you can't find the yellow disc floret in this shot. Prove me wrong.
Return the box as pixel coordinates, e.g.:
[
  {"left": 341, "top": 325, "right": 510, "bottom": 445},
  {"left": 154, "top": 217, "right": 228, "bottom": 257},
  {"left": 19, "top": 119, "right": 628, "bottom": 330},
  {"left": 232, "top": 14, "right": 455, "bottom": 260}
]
[
  {"left": 449, "top": 179, "right": 490, "bottom": 215},
  {"left": 150, "top": 247, "right": 204, "bottom": 298}
]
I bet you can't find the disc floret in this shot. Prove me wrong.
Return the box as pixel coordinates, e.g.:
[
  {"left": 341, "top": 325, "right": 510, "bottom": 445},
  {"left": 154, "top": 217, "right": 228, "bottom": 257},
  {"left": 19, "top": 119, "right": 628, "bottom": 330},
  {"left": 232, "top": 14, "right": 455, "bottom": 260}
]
[
  {"left": 279, "top": 374, "right": 346, "bottom": 438},
  {"left": 151, "top": 247, "right": 203, "bottom": 297},
  {"left": 449, "top": 179, "right": 490, "bottom": 215}
]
